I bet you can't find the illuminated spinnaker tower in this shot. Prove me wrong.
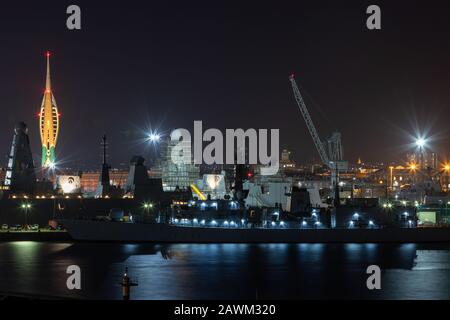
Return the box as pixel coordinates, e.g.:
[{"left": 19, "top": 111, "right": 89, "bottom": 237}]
[{"left": 39, "top": 51, "right": 60, "bottom": 168}]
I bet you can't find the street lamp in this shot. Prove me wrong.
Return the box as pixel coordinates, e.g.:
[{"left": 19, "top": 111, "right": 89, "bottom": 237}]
[
  {"left": 143, "top": 202, "right": 156, "bottom": 221},
  {"left": 415, "top": 137, "right": 427, "bottom": 149},
  {"left": 146, "top": 131, "right": 162, "bottom": 167},
  {"left": 389, "top": 166, "right": 394, "bottom": 190},
  {"left": 415, "top": 138, "right": 426, "bottom": 149},
  {"left": 143, "top": 202, "right": 153, "bottom": 211},
  {"left": 443, "top": 163, "right": 450, "bottom": 192},
  {"left": 148, "top": 132, "right": 161, "bottom": 143},
  {"left": 409, "top": 162, "right": 417, "bottom": 185},
  {"left": 21, "top": 203, "right": 31, "bottom": 226}
]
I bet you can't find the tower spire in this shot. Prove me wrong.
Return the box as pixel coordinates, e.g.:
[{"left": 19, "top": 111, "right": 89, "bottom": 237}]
[
  {"left": 45, "top": 51, "right": 51, "bottom": 92},
  {"left": 39, "top": 51, "right": 60, "bottom": 169}
]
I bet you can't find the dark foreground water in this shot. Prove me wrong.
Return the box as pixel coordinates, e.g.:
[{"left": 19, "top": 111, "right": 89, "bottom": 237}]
[{"left": 0, "top": 242, "right": 449, "bottom": 299}]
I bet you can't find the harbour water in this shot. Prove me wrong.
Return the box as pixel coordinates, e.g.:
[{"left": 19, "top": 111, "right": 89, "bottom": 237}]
[{"left": 0, "top": 242, "right": 449, "bottom": 299}]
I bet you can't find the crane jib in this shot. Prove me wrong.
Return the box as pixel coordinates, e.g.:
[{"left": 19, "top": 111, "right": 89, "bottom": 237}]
[{"left": 289, "top": 77, "right": 329, "bottom": 166}]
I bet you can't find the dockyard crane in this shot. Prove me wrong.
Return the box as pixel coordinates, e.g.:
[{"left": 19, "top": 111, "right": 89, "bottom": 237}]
[{"left": 289, "top": 74, "right": 347, "bottom": 200}]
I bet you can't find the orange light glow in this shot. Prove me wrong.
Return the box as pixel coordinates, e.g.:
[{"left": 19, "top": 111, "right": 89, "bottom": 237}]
[{"left": 40, "top": 51, "right": 59, "bottom": 168}]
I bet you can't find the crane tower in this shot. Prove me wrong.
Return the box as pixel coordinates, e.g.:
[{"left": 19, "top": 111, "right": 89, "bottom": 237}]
[{"left": 289, "top": 74, "right": 347, "bottom": 197}]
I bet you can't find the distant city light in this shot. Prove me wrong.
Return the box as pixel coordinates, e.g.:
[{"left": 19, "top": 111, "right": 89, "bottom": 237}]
[
  {"left": 280, "top": 221, "right": 285, "bottom": 226},
  {"left": 302, "top": 221, "right": 307, "bottom": 226},
  {"left": 349, "top": 221, "right": 354, "bottom": 227},
  {"left": 271, "top": 221, "right": 276, "bottom": 226},
  {"left": 415, "top": 137, "right": 426, "bottom": 148},
  {"left": 369, "top": 220, "right": 374, "bottom": 226},
  {"left": 148, "top": 132, "right": 161, "bottom": 143}
]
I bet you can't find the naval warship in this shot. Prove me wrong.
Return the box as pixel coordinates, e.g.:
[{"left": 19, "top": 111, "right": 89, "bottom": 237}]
[{"left": 59, "top": 199, "right": 450, "bottom": 243}]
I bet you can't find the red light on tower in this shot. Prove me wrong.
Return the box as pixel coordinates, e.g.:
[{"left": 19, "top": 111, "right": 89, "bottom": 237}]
[{"left": 46, "top": 51, "right": 51, "bottom": 58}]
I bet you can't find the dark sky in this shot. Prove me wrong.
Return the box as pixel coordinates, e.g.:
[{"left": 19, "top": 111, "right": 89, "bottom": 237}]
[{"left": 1, "top": 0, "right": 449, "bottom": 169}]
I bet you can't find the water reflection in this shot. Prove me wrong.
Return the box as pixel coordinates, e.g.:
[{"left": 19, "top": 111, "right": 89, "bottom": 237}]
[{"left": 0, "top": 242, "right": 448, "bottom": 299}]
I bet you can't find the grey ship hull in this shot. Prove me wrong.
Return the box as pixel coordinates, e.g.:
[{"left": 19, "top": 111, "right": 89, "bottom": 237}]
[
  {"left": 0, "top": 198, "right": 142, "bottom": 226},
  {"left": 59, "top": 219, "right": 450, "bottom": 243}
]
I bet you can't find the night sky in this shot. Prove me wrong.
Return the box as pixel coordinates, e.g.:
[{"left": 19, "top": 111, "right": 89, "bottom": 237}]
[{"left": 1, "top": 0, "right": 449, "bottom": 170}]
